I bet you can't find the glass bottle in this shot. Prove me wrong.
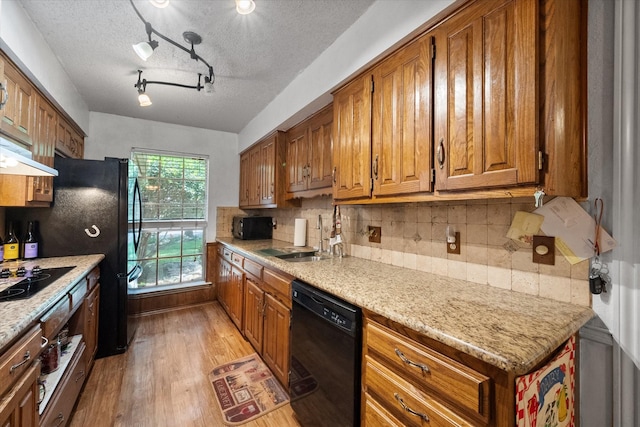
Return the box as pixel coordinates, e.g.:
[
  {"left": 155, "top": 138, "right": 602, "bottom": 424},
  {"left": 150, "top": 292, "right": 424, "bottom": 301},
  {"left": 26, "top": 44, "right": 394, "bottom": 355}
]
[
  {"left": 23, "top": 221, "right": 38, "bottom": 259},
  {"left": 3, "top": 221, "right": 20, "bottom": 261},
  {"left": 0, "top": 235, "right": 4, "bottom": 263}
]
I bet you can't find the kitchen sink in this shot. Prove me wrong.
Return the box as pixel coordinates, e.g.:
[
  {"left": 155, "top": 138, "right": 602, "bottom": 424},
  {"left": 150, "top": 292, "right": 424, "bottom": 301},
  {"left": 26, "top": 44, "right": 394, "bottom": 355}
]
[{"left": 275, "top": 252, "right": 346, "bottom": 262}]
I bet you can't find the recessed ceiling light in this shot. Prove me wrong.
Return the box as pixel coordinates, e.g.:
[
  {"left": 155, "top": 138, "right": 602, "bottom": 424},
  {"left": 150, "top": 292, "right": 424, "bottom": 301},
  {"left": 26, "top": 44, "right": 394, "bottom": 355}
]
[
  {"left": 149, "top": 0, "right": 169, "bottom": 8},
  {"left": 235, "top": 0, "right": 255, "bottom": 15}
]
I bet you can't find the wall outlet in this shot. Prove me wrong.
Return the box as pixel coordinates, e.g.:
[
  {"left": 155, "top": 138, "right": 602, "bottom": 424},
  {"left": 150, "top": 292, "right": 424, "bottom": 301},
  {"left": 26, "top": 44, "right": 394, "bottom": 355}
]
[
  {"left": 368, "top": 226, "right": 381, "bottom": 243},
  {"left": 446, "top": 232, "right": 460, "bottom": 254}
]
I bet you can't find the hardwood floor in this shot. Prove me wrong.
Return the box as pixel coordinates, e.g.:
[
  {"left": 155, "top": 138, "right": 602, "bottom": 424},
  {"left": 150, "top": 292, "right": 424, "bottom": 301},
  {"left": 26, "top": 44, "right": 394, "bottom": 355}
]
[{"left": 69, "top": 302, "right": 302, "bottom": 427}]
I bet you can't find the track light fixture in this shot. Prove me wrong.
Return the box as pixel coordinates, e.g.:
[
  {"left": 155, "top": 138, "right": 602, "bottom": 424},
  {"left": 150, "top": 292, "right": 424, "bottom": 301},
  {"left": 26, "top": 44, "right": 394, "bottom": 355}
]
[{"left": 130, "top": 0, "right": 215, "bottom": 106}]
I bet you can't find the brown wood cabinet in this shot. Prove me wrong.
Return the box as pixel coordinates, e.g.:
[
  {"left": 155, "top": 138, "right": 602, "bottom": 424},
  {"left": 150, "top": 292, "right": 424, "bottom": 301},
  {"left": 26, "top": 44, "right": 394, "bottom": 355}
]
[
  {"left": 371, "top": 32, "right": 435, "bottom": 197},
  {"left": 0, "top": 54, "right": 35, "bottom": 146},
  {"left": 55, "top": 117, "right": 84, "bottom": 159},
  {"left": 239, "top": 131, "right": 297, "bottom": 209},
  {"left": 434, "top": 0, "right": 538, "bottom": 192},
  {"left": 286, "top": 104, "right": 333, "bottom": 198},
  {"left": 217, "top": 244, "right": 292, "bottom": 388},
  {"left": 0, "top": 364, "right": 39, "bottom": 427},
  {"left": 332, "top": 73, "right": 373, "bottom": 201},
  {"left": 84, "top": 283, "right": 100, "bottom": 371},
  {"left": 228, "top": 265, "right": 245, "bottom": 332}
]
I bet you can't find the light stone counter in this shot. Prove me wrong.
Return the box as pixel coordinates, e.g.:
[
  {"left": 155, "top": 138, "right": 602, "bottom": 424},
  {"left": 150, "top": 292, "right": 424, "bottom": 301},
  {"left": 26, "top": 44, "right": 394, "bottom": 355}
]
[
  {"left": 0, "top": 254, "right": 104, "bottom": 352},
  {"left": 217, "top": 238, "right": 594, "bottom": 375}
]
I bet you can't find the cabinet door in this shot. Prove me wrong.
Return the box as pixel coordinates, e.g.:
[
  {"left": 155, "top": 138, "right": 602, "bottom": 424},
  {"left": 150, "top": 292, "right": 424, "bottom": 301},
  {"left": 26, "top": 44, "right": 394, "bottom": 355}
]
[
  {"left": 30, "top": 94, "right": 56, "bottom": 202},
  {"left": 228, "top": 265, "right": 245, "bottom": 331},
  {"left": 308, "top": 106, "right": 333, "bottom": 190},
  {"left": 243, "top": 277, "right": 264, "bottom": 353},
  {"left": 217, "top": 257, "right": 230, "bottom": 313},
  {"left": 0, "top": 57, "right": 35, "bottom": 145},
  {"left": 260, "top": 137, "right": 275, "bottom": 205},
  {"left": 434, "top": 0, "right": 538, "bottom": 191},
  {"left": 372, "top": 33, "right": 434, "bottom": 197},
  {"left": 84, "top": 283, "right": 100, "bottom": 368},
  {"left": 286, "top": 124, "right": 308, "bottom": 193},
  {"left": 263, "top": 294, "right": 290, "bottom": 387},
  {"left": 332, "top": 73, "right": 373, "bottom": 200},
  {"left": 239, "top": 151, "right": 250, "bottom": 207},
  {"left": 248, "top": 146, "right": 261, "bottom": 206},
  {"left": 0, "top": 365, "right": 39, "bottom": 427}
]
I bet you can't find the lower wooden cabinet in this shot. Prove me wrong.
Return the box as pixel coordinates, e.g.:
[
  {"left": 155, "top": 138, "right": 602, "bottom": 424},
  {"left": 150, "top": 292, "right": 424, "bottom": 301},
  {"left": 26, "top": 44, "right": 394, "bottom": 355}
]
[
  {"left": 0, "top": 364, "right": 39, "bottom": 427},
  {"left": 243, "top": 276, "right": 264, "bottom": 352},
  {"left": 261, "top": 293, "right": 290, "bottom": 388},
  {"left": 84, "top": 284, "right": 100, "bottom": 371}
]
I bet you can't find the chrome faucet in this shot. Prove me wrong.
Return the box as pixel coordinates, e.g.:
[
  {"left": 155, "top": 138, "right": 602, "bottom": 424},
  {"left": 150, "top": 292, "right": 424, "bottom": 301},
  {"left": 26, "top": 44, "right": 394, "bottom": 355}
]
[{"left": 317, "top": 215, "right": 323, "bottom": 253}]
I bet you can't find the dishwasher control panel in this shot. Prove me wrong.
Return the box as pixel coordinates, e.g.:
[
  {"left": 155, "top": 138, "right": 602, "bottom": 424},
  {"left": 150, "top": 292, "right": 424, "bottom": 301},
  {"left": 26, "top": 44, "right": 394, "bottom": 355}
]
[{"left": 323, "top": 306, "right": 352, "bottom": 330}]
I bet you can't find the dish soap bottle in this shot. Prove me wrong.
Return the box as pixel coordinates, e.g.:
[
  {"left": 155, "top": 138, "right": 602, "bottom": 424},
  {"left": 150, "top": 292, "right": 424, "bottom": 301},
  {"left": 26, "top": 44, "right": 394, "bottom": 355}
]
[
  {"left": 3, "top": 221, "right": 20, "bottom": 261},
  {"left": 23, "top": 221, "right": 38, "bottom": 260}
]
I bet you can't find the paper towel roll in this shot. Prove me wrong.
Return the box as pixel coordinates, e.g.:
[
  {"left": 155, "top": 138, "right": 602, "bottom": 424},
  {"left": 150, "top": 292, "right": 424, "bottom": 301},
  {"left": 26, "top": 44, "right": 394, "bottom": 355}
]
[{"left": 293, "top": 218, "right": 307, "bottom": 247}]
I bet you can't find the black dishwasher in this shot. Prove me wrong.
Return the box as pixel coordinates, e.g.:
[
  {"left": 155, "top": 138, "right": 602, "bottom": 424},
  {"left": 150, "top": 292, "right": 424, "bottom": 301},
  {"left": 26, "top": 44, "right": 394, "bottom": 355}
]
[{"left": 290, "top": 280, "right": 362, "bottom": 427}]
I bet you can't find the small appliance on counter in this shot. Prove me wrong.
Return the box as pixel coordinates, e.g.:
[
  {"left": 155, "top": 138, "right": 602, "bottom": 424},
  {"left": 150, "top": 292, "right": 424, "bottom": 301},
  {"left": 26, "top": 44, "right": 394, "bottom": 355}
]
[{"left": 232, "top": 216, "right": 273, "bottom": 240}]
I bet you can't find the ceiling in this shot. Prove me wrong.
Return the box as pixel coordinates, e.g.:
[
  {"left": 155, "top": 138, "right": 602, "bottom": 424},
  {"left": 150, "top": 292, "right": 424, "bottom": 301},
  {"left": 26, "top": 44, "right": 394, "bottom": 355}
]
[{"left": 18, "top": 0, "right": 375, "bottom": 133}]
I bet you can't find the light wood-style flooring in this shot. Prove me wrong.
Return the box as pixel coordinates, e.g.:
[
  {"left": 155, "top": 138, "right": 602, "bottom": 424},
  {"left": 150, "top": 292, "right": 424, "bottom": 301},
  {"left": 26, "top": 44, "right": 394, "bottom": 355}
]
[{"left": 69, "top": 302, "right": 302, "bottom": 427}]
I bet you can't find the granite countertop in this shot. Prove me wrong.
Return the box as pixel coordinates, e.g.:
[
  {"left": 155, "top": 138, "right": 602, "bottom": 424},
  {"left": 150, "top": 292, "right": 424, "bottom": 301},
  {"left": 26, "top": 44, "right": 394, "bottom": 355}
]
[
  {"left": 217, "top": 237, "right": 594, "bottom": 375},
  {"left": 0, "top": 254, "right": 104, "bottom": 352}
]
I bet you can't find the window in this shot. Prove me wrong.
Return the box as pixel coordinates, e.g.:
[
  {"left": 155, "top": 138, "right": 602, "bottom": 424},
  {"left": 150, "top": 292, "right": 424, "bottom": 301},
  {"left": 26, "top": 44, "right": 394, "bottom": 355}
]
[{"left": 128, "top": 149, "right": 208, "bottom": 289}]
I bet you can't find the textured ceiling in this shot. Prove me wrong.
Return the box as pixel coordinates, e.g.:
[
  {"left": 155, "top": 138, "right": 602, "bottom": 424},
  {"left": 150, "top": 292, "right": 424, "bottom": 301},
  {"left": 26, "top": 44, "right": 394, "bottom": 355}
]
[{"left": 18, "top": 0, "right": 375, "bottom": 133}]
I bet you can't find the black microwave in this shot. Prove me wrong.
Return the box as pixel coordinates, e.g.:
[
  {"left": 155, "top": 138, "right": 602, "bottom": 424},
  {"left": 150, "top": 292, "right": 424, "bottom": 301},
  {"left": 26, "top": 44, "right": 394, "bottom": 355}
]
[{"left": 232, "top": 216, "right": 273, "bottom": 240}]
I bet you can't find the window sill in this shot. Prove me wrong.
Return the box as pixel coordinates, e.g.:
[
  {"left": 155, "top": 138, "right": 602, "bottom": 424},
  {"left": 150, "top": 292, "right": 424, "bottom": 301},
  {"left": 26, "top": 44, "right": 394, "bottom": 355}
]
[{"left": 128, "top": 281, "right": 212, "bottom": 296}]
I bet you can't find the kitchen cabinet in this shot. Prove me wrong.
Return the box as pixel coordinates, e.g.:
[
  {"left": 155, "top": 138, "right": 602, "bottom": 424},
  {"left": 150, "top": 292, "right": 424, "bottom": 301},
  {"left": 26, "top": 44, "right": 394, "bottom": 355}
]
[
  {"left": 29, "top": 93, "right": 56, "bottom": 203},
  {"left": 239, "top": 131, "right": 298, "bottom": 209},
  {"left": 217, "top": 244, "right": 292, "bottom": 388},
  {"left": 0, "top": 364, "right": 39, "bottom": 427},
  {"left": 371, "top": 32, "right": 434, "bottom": 197},
  {"left": 218, "top": 249, "right": 245, "bottom": 332},
  {"left": 0, "top": 53, "right": 35, "bottom": 146},
  {"left": 55, "top": 117, "right": 84, "bottom": 159},
  {"left": 84, "top": 283, "right": 100, "bottom": 371},
  {"left": 332, "top": 73, "right": 372, "bottom": 201},
  {"left": 286, "top": 104, "right": 333, "bottom": 197},
  {"left": 433, "top": 0, "right": 537, "bottom": 192},
  {"left": 362, "top": 312, "right": 517, "bottom": 426}
]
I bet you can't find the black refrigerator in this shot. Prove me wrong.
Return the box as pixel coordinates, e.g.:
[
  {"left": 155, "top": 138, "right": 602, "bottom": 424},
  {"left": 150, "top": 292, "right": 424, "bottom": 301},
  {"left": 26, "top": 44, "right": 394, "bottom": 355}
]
[{"left": 7, "top": 156, "right": 142, "bottom": 358}]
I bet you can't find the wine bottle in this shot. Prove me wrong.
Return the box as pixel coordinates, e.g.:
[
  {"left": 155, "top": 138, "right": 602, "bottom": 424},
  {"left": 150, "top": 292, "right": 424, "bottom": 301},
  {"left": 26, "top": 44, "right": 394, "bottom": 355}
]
[
  {"left": 23, "top": 221, "right": 38, "bottom": 260},
  {"left": 4, "top": 221, "right": 20, "bottom": 261},
  {"left": 0, "top": 235, "right": 4, "bottom": 263}
]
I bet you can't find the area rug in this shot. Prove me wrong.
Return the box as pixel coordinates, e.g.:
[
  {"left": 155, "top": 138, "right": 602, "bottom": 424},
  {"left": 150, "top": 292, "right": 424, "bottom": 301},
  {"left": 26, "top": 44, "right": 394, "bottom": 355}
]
[
  {"left": 289, "top": 356, "right": 318, "bottom": 401},
  {"left": 209, "top": 353, "right": 289, "bottom": 425}
]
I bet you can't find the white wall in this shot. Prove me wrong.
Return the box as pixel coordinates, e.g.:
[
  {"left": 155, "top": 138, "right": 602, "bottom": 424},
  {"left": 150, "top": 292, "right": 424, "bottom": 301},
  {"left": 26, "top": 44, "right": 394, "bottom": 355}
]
[
  {"left": 0, "top": 0, "right": 89, "bottom": 132},
  {"left": 238, "top": 0, "right": 456, "bottom": 151},
  {"left": 86, "top": 112, "right": 239, "bottom": 242}
]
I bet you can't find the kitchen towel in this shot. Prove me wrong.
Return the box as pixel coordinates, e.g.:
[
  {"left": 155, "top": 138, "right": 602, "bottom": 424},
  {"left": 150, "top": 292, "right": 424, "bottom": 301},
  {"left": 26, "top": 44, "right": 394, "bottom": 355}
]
[{"left": 293, "top": 218, "right": 307, "bottom": 247}]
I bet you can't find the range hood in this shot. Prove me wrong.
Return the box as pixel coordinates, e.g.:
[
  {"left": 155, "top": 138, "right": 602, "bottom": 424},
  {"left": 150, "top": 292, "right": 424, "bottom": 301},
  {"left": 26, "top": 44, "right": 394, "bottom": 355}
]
[{"left": 0, "top": 137, "right": 58, "bottom": 177}]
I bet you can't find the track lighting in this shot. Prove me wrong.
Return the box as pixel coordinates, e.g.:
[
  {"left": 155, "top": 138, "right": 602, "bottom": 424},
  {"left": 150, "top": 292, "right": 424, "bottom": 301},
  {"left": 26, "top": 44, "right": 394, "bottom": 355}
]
[
  {"left": 235, "top": 0, "right": 256, "bottom": 15},
  {"left": 130, "top": 0, "right": 215, "bottom": 105}
]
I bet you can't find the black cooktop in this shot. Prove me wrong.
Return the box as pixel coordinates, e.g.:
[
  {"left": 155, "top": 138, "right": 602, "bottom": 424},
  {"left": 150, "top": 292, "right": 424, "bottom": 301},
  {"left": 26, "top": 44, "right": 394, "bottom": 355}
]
[{"left": 0, "top": 266, "right": 75, "bottom": 302}]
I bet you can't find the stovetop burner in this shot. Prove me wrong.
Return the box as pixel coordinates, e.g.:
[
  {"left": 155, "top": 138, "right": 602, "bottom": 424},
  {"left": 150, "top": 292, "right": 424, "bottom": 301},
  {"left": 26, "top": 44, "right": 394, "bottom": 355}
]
[{"left": 0, "top": 266, "right": 76, "bottom": 302}]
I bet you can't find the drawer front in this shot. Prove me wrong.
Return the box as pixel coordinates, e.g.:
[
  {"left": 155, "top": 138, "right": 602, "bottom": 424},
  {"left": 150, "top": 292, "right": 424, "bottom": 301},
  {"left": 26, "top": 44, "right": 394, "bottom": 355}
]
[
  {"left": 40, "top": 296, "right": 71, "bottom": 339},
  {"left": 40, "top": 342, "right": 87, "bottom": 427},
  {"left": 222, "top": 247, "right": 233, "bottom": 263},
  {"left": 365, "top": 356, "right": 472, "bottom": 427},
  {"left": 262, "top": 269, "right": 290, "bottom": 303},
  {"left": 364, "top": 392, "right": 406, "bottom": 427},
  {"left": 244, "top": 258, "right": 263, "bottom": 281},
  {"left": 0, "top": 325, "right": 42, "bottom": 396},
  {"left": 231, "top": 252, "right": 244, "bottom": 267},
  {"left": 69, "top": 280, "right": 87, "bottom": 312},
  {"left": 365, "top": 320, "right": 490, "bottom": 420},
  {"left": 85, "top": 266, "right": 100, "bottom": 291}
]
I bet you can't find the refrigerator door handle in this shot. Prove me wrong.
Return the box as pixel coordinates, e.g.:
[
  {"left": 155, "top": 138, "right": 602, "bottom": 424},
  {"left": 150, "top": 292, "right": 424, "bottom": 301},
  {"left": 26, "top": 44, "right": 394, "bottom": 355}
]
[{"left": 132, "top": 178, "right": 142, "bottom": 253}]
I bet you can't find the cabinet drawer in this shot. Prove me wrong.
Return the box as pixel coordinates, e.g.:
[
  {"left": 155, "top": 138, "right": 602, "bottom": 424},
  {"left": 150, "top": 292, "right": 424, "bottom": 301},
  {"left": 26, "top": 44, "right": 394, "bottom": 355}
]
[
  {"left": 40, "top": 342, "right": 87, "bottom": 427},
  {"left": 365, "top": 320, "right": 490, "bottom": 421},
  {"left": 222, "top": 247, "right": 233, "bottom": 263},
  {"left": 244, "top": 258, "right": 263, "bottom": 281},
  {"left": 85, "top": 266, "right": 100, "bottom": 291},
  {"left": 40, "top": 296, "right": 70, "bottom": 339},
  {"left": 69, "top": 280, "right": 87, "bottom": 312},
  {"left": 262, "top": 269, "right": 291, "bottom": 304},
  {"left": 364, "top": 392, "right": 406, "bottom": 427},
  {"left": 231, "top": 252, "right": 244, "bottom": 267},
  {"left": 0, "top": 325, "right": 42, "bottom": 396},
  {"left": 365, "top": 356, "right": 472, "bottom": 427}
]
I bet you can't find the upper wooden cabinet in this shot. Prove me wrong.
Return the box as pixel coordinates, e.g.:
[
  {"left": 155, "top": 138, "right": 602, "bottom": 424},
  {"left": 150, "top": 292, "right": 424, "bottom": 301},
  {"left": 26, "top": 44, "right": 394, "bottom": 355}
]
[
  {"left": 286, "top": 104, "right": 333, "bottom": 198},
  {"left": 332, "top": 73, "right": 373, "bottom": 201},
  {"left": 0, "top": 55, "right": 35, "bottom": 146},
  {"left": 56, "top": 116, "right": 84, "bottom": 159},
  {"left": 434, "top": 0, "right": 538, "bottom": 192},
  {"left": 371, "top": 32, "right": 435, "bottom": 197},
  {"left": 239, "top": 131, "right": 299, "bottom": 209}
]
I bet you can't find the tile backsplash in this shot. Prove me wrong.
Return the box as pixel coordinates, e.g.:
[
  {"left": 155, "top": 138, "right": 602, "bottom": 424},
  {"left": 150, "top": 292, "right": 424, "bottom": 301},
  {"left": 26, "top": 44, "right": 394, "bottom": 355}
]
[{"left": 217, "top": 196, "right": 591, "bottom": 307}]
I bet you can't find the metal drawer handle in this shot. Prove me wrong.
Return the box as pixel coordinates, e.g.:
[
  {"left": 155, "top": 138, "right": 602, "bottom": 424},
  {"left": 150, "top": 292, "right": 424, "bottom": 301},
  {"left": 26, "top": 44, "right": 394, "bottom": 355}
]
[
  {"left": 75, "top": 370, "right": 86, "bottom": 383},
  {"left": 10, "top": 350, "right": 31, "bottom": 373},
  {"left": 394, "top": 348, "right": 430, "bottom": 374},
  {"left": 41, "top": 336, "right": 49, "bottom": 348},
  {"left": 394, "top": 393, "right": 430, "bottom": 422},
  {"left": 54, "top": 413, "right": 65, "bottom": 427}
]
